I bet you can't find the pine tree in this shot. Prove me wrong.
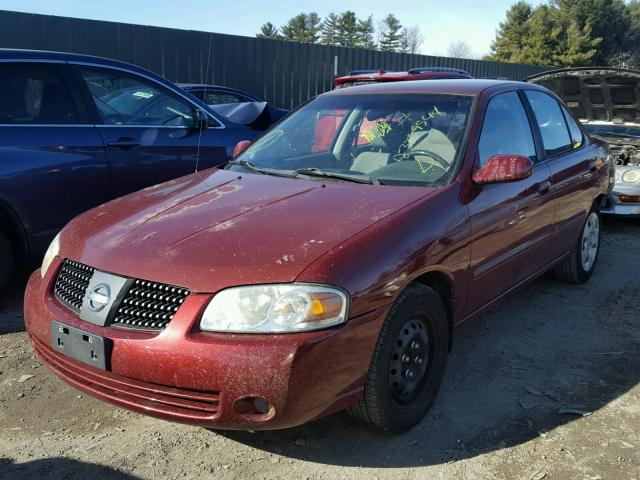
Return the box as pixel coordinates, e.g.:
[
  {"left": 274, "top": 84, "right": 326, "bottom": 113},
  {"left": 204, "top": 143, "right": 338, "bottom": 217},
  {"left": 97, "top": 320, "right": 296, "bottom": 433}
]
[
  {"left": 486, "top": 1, "right": 533, "bottom": 62},
  {"left": 256, "top": 22, "right": 280, "bottom": 39},
  {"left": 336, "top": 11, "right": 358, "bottom": 47},
  {"left": 320, "top": 13, "right": 340, "bottom": 45},
  {"left": 356, "top": 15, "right": 376, "bottom": 49},
  {"left": 379, "top": 14, "right": 403, "bottom": 52},
  {"left": 281, "top": 13, "right": 321, "bottom": 43}
]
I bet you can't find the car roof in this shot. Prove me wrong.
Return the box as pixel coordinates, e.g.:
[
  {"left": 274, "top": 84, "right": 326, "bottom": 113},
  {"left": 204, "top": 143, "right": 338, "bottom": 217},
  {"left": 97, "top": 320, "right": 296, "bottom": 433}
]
[
  {"left": 325, "top": 78, "right": 521, "bottom": 97},
  {"left": 0, "top": 48, "right": 151, "bottom": 72}
]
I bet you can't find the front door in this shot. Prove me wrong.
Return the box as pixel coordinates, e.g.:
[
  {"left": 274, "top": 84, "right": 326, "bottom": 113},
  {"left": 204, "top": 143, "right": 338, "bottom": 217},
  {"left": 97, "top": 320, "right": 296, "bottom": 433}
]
[
  {"left": 465, "top": 90, "right": 555, "bottom": 316},
  {"left": 0, "top": 61, "right": 110, "bottom": 253},
  {"left": 73, "top": 65, "right": 231, "bottom": 198}
]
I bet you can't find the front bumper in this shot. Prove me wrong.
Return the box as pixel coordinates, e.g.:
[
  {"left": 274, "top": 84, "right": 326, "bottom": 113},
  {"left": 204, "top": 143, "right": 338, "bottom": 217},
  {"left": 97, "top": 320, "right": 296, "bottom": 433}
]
[
  {"left": 601, "top": 187, "right": 640, "bottom": 216},
  {"left": 24, "top": 259, "right": 387, "bottom": 430}
]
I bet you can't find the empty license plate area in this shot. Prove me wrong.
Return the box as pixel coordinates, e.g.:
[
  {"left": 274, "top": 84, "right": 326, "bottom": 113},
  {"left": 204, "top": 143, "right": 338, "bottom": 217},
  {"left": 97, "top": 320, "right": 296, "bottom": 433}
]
[{"left": 51, "top": 320, "right": 111, "bottom": 370}]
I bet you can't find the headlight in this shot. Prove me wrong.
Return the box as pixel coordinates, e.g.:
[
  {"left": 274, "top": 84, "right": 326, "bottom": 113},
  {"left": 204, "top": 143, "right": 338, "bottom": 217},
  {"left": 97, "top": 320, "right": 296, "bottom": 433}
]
[
  {"left": 622, "top": 169, "right": 640, "bottom": 183},
  {"left": 40, "top": 232, "right": 61, "bottom": 278},
  {"left": 614, "top": 169, "right": 622, "bottom": 183},
  {"left": 200, "top": 284, "right": 348, "bottom": 333}
]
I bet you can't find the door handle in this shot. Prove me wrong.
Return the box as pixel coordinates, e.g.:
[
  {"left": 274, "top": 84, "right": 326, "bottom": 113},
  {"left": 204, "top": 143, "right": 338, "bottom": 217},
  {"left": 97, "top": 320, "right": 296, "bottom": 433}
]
[
  {"left": 538, "top": 181, "right": 552, "bottom": 195},
  {"left": 107, "top": 138, "right": 140, "bottom": 149}
]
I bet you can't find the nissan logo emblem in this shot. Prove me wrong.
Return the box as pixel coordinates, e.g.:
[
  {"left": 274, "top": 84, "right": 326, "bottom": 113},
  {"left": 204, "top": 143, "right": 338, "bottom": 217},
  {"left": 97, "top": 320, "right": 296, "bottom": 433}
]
[{"left": 88, "top": 283, "right": 111, "bottom": 312}]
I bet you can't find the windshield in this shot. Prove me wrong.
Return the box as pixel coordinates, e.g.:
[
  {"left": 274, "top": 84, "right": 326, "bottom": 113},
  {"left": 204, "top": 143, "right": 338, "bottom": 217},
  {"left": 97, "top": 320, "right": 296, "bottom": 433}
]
[{"left": 231, "top": 93, "right": 473, "bottom": 186}]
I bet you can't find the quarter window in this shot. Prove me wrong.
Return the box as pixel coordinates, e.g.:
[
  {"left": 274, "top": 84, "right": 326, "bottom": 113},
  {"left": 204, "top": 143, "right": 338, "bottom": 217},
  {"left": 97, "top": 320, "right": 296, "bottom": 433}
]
[
  {"left": 0, "top": 63, "right": 79, "bottom": 125},
  {"left": 561, "top": 105, "right": 584, "bottom": 149},
  {"left": 478, "top": 92, "right": 536, "bottom": 166},
  {"left": 525, "top": 91, "right": 572, "bottom": 156},
  {"left": 80, "top": 68, "right": 196, "bottom": 127}
]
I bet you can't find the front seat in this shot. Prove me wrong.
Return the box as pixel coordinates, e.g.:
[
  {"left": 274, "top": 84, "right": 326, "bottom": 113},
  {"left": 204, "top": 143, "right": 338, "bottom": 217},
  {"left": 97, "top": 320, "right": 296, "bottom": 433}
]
[
  {"left": 406, "top": 128, "right": 456, "bottom": 165},
  {"left": 350, "top": 129, "right": 392, "bottom": 173}
]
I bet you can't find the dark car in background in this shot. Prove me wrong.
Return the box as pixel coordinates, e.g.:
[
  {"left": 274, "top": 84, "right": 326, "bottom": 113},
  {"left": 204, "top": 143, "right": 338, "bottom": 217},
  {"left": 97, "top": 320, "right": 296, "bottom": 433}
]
[
  {"left": 334, "top": 67, "right": 473, "bottom": 88},
  {"left": 526, "top": 67, "right": 640, "bottom": 216},
  {"left": 179, "top": 83, "right": 288, "bottom": 129},
  {"left": 0, "top": 49, "right": 261, "bottom": 295}
]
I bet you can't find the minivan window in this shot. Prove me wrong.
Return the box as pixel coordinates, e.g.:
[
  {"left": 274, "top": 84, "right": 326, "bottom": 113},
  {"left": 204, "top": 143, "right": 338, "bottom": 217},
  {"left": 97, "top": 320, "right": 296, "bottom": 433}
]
[
  {"left": 0, "top": 63, "right": 79, "bottom": 125},
  {"left": 478, "top": 91, "right": 536, "bottom": 166},
  {"left": 525, "top": 91, "right": 573, "bottom": 156},
  {"left": 232, "top": 93, "right": 473, "bottom": 186},
  {"left": 80, "top": 68, "right": 195, "bottom": 127}
]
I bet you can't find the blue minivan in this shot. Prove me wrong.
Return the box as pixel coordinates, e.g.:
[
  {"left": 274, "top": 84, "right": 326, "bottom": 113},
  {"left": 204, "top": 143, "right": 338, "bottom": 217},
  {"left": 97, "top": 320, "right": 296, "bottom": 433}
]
[{"left": 0, "top": 49, "right": 260, "bottom": 295}]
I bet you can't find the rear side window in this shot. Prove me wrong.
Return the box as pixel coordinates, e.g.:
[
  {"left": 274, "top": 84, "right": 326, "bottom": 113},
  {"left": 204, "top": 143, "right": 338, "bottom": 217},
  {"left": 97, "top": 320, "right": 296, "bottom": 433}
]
[
  {"left": 478, "top": 91, "right": 536, "bottom": 166},
  {"left": 525, "top": 91, "right": 572, "bottom": 156},
  {"left": 561, "top": 105, "right": 584, "bottom": 149},
  {"left": 0, "top": 63, "right": 79, "bottom": 125}
]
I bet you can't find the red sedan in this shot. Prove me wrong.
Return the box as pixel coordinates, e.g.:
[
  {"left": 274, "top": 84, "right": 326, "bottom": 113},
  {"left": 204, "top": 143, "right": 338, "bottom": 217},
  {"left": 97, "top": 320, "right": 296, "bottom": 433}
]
[{"left": 25, "top": 79, "right": 613, "bottom": 434}]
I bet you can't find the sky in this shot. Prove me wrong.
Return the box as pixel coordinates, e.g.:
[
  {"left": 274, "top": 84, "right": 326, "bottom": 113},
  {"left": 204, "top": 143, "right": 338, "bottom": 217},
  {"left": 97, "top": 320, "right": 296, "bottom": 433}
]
[{"left": 0, "top": 0, "right": 546, "bottom": 57}]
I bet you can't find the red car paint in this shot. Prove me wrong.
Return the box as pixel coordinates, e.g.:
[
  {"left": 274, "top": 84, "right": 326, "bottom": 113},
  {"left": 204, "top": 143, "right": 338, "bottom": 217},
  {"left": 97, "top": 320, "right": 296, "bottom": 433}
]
[
  {"left": 334, "top": 68, "right": 472, "bottom": 88},
  {"left": 24, "top": 80, "right": 613, "bottom": 430}
]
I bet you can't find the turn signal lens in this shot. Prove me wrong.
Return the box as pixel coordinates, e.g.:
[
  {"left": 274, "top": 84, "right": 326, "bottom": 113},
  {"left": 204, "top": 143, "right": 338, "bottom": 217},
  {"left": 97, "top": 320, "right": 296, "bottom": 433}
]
[{"left": 619, "top": 195, "right": 640, "bottom": 203}]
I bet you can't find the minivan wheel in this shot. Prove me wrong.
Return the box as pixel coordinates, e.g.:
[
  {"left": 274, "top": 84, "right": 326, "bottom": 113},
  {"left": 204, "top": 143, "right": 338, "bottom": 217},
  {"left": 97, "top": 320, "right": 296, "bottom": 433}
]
[
  {"left": 348, "top": 283, "right": 449, "bottom": 434},
  {"left": 0, "top": 229, "right": 14, "bottom": 297},
  {"left": 554, "top": 209, "right": 601, "bottom": 284}
]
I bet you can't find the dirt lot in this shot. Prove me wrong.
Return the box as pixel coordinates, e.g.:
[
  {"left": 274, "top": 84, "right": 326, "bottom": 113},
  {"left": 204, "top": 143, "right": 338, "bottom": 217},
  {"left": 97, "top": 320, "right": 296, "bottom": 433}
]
[{"left": 1, "top": 218, "right": 639, "bottom": 480}]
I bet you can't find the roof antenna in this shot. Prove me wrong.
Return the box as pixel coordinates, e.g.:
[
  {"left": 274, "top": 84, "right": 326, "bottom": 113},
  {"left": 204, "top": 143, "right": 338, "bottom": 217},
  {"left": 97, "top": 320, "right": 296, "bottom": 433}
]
[{"left": 195, "top": 32, "right": 214, "bottom": 173}]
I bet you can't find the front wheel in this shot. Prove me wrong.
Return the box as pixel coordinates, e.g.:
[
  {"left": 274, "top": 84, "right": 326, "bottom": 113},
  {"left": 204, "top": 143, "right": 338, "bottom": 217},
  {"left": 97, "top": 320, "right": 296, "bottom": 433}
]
[
  {"left": 348, "top": 283, "right": 449, "bottom": 434},
  {"left": 554, "top": 209, "right": 601, "bottom": 284}
]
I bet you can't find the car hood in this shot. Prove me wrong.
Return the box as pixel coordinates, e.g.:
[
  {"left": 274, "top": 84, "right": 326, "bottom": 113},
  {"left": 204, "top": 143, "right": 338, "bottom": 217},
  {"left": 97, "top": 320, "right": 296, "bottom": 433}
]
[
  {"left": 60, "top": 169, "right": 435, "bottom": 293},
  {"left": 525, "top": 67, "right": 640, "bottom": 128}
]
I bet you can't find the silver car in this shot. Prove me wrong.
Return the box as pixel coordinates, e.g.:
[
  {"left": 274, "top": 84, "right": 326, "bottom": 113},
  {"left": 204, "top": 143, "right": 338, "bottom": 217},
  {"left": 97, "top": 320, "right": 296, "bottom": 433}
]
[{"left": 527, "top": 68, "right": 640, "bottom": 216}]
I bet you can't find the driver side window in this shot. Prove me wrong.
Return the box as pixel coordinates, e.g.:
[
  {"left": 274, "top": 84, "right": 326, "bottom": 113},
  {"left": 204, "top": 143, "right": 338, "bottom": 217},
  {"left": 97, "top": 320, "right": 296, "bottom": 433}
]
[
  {"left": 478, "top": 91, "right": 536, "bottom": 166},
  {"left": 80, "top": 67, "right": 196, "bottom": 127}
]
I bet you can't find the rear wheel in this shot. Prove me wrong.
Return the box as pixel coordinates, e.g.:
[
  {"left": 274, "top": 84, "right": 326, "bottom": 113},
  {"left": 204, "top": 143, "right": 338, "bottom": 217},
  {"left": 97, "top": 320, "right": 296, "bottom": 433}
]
[
  {"left": 348, "top": 283, "right": 449, "bottom": 434},
  {"left": 554, "top": 209, "right": 601, "bottom": 284},
  {"left": 0, "top": 229, "right": 14, "bottom": 297}
]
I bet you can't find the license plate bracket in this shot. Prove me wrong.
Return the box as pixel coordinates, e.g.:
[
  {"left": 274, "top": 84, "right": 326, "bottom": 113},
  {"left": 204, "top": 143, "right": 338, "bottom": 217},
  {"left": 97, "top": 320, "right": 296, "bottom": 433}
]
[{"left": 51, "top": 320, "right": 111, "bottom": 371}]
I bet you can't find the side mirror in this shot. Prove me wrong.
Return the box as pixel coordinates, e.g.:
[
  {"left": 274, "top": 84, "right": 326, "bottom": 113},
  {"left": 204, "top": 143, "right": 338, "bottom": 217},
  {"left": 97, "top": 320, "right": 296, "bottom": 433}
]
[
  {"left": 191, "top": 109, "right": 208, "bottom": 130},
  {"left": 472, "top": 154, "right": 534, "bottom": 184},
  {"left": 233, "top": 140, "right": 252, "bottom": 158}
]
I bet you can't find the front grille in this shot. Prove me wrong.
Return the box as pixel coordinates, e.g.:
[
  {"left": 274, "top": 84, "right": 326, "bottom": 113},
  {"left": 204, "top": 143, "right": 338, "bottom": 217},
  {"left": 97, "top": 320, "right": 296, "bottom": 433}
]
[
  {"left": 111, "top": 279, "right": 189, "bottom": 330},
  {"left": 53, "top": 260, "right": 189, "bottom": 331},
  {"left": 54, "top": 260, "right": 95, "bottom": 313}
]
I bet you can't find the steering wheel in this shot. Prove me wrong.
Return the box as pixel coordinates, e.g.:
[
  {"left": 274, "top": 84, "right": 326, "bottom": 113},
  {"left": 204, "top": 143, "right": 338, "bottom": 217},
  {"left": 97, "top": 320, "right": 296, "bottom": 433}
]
[{"left": 404, "top": 150, "right": 450, "bottom": 173}]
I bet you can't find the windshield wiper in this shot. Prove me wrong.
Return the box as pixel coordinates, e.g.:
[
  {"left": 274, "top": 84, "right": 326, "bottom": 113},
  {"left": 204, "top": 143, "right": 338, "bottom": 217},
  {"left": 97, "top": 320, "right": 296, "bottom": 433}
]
[
  {"left": 295, "top": 168, "right": 378, "bottom": 184},
  {"left": 227, "top": 160, "right": 298, "bottom": 178}
]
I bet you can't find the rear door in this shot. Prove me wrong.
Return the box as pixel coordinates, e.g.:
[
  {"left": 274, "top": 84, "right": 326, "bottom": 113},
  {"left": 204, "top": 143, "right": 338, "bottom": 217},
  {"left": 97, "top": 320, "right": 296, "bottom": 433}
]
[
  {"left": 465, "top": 90, "right": 555, "bottom": 315},
  {"left": 71, "top": 65, "right": 232, "bottom": 197},
  {"left": 523, "top": 90, "right": 600, "bottom": 257},
  {"left": 0, "top": 60, "right": 109, "bottom": 253}
]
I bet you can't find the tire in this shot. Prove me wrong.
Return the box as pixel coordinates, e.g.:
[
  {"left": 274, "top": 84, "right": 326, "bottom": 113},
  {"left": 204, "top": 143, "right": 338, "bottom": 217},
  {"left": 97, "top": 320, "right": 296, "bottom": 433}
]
[
  {"left": 348, "top": 283, "right": 450, "bottom": 434},
  {"left": 554, "top": 208, "right": 601, "bottom": 284},
  {"left": 0, "top": 229, "right": 14, "bottom": 297}
]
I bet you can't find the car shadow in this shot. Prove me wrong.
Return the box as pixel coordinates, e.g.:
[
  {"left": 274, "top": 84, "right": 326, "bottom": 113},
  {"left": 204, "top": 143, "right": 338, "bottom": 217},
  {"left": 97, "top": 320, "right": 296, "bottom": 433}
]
[
  {"left": 0, "top": 269, "right": 30, "bottom": 335},
  {"left": 217, "top": 218, "right": 640, "bottom": 467},
  {"left": 0, "top": 457, "right": 142, "bottom": 480}
]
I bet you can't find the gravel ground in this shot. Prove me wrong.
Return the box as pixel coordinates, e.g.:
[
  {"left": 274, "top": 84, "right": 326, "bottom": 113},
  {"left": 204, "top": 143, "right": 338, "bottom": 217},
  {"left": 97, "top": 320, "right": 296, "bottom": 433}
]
[{"left": 0, "top": 218, "right": 639, "bottom": 480}]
